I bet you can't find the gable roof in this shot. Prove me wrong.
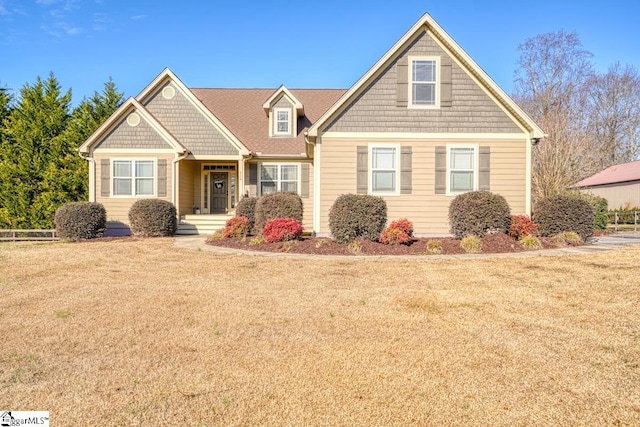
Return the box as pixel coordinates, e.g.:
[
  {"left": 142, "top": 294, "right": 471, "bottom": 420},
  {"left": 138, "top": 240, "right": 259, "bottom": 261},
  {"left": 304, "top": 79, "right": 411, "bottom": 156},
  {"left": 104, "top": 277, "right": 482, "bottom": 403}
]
[
  {"left": 138, "top": 68, "right": 250, "bottom": 156},
  {"left": 191, "top": 88, "right": 345, "bottom": 156},
  {"left": 262, "top": 85, "right": 305, "bottom": 115},
  {"left": 574, "top": 160, "right": 640, "bottom": 187},
  {"left": 307, "top": 13, "right": 546, "bottom": 140},
  {"left": 78, "top": 97, "right": 186, "bottom": 154}
]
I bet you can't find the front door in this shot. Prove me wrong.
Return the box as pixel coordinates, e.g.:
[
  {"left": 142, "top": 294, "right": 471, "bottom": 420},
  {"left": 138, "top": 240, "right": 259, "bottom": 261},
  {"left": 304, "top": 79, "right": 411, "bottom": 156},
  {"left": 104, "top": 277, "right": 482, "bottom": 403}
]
[{"left": 210, "top": 172, "right": 228, "bottom": 213}]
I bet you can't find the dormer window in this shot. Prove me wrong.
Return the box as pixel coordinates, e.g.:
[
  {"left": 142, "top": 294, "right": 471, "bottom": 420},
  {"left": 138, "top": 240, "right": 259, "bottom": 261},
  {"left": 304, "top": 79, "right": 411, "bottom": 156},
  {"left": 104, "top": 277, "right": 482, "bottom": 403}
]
[{"left": 274, "top": 108, "right": 291, "bottom": 135}]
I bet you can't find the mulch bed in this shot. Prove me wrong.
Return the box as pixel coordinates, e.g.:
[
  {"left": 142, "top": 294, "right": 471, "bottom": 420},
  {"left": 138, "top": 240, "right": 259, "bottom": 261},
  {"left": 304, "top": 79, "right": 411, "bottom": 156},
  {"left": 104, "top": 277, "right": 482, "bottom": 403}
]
[{"left": 207, "top": 233, "right": 567, "bottom": 256}]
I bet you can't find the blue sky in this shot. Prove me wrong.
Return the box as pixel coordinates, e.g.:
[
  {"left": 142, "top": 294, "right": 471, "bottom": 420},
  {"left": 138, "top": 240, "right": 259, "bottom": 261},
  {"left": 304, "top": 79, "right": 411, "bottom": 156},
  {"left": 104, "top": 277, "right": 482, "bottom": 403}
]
[{"left": 1, "top": 0, "right": 639, "bottom": 105}]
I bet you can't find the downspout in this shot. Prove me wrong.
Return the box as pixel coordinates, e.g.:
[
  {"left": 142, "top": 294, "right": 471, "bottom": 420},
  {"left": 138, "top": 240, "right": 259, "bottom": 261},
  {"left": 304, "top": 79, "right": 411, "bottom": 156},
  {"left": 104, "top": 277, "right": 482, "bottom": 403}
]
[
  {"left": 78, "top": 151, "right": 95, "bottom": 202},
  {"left": 173, "top": 150, "right": 191, "bottom": 211},
  {"left": 304, "top": 132, "right": 320, "bottom": 235}
]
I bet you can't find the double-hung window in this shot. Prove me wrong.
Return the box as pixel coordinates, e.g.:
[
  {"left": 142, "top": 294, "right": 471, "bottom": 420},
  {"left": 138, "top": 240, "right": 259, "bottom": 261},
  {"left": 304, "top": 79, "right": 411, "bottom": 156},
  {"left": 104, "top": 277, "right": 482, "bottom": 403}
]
[
  {"left": 260, "top": 164, "right": 299, "bottom": 195},
  {"left": 410, "top": 57, "right": 438, "bottom": 107},
  {"left": 370, "top": 145, "right": 399, "bottom": 194},
  {"left": 448, "top": 146, "right": 476, "bottom": 193},
  {"left": 112, "top": 160, "right": 155, "bottom": 196},
  {"left": 273, "top": 108, "right": 291, "bottom": 135}
]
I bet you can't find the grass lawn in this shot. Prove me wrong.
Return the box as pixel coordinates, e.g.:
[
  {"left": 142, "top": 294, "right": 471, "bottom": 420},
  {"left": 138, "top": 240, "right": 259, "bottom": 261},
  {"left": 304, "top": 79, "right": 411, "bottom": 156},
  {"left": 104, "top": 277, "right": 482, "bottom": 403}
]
[{"left": 1, "top": 238, "right": 639, "bottom": 426}]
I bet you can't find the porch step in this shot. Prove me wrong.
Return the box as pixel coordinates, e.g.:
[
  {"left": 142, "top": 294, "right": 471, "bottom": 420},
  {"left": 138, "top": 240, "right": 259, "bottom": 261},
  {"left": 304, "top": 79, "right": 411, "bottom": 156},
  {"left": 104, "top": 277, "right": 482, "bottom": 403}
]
[{"left": 176, "top": 214, "right": 234, "bottom": 235}]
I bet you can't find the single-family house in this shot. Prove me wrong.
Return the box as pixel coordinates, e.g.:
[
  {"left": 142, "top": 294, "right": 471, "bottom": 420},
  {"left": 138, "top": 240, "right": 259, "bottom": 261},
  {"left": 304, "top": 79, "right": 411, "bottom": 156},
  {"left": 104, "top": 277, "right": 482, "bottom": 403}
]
[
  {"left": 79, "top": 13, "right": 545, "bottom": 236},
  {"left": 574, "top": 160, "right": 640, "bottom": 208}
]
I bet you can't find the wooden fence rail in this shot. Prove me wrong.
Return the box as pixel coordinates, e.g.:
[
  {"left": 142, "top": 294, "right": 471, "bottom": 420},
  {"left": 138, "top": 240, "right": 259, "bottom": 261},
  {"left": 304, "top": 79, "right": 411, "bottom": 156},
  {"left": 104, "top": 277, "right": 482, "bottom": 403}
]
[
  {"left": 0, "top": 229, "right": 59, "bottom": 242},
  {"left": 608, "top": 211, "right": 640, "bottom": 232}
]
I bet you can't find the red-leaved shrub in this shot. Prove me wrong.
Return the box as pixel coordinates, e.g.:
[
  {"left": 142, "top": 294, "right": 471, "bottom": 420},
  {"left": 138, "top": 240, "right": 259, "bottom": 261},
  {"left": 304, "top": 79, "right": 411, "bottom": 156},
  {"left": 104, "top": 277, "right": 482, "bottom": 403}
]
[
  {"left": 263, "top": 217, "right": 303, "bottom": 243},
  {"left": 508, "top": 215, "right": 538, "bottom": 239},
  {"left": 379, "top": 218, "right": 414, "bottom": 245},
  {"left": 223, "top": 216, "right": 250, "bottom": 238}
]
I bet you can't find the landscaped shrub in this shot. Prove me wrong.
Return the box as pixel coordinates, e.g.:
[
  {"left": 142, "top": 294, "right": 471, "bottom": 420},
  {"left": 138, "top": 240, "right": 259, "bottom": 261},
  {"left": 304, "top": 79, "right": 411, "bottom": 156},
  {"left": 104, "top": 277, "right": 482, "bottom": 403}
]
[
  {"left": 448, "top": 191, "right": 511, "bottom": 239},
  {"left": 223, "top": 216, "right": 250, "bottom": 239},
  {"left": 533, "top": 195, "right": 594, "bottom": 241},
  {"left": 577, "top": 193, "right": 608, "bottom": 230},
  {"left": 460, "top": 234, "right": 482, "bottom": 253},
  {"left": 379, "top": 218, "right": 414, "bottom": 245},
  {"left": 508, "top": 215, "right": 538, "bottom": 239},
  {"left": 329, "top": 194, "right": 387, "bottom": 243},
  {"left": 425, "top": 240, "right": 443, "bottom": 255},
  {"left": 128, "top": 199, "right": 177, "bottom": 237},
  {"left": 236, "top": 196, "right": 258, "bottom": 232},
  {"left": 54, "top": 202, "right": 106, "bottom": 241},
  {"left": 552, "top": 231, "right": 582, "bottom": 246},
  {"left": 254, "top": 192, "right": 303, "bottom": 234},
  {"left": 263, "top": 217, "right": 303, "bottom": 243},
  {"left": 519, "top": 234, "right": 541, "bottom": 250}
]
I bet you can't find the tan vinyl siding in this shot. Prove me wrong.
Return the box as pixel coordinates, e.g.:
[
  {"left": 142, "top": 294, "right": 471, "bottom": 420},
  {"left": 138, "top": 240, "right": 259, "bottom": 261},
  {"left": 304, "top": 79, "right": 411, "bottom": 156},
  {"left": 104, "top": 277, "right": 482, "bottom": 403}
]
[
  {"left": 178, "top": 160, "right": 197, "bottom": 217},
  {"left": 243, "top": 160, "right": 314, "bottom": 231},
  {"left": 318, "top": 137, "right": 527, "bottom": 235},
  {"left": 94, "top": 152, "right": 174, "bottom": 226},
  {"left": 322, "top": 31, "right": 522, "bottom": 134}
]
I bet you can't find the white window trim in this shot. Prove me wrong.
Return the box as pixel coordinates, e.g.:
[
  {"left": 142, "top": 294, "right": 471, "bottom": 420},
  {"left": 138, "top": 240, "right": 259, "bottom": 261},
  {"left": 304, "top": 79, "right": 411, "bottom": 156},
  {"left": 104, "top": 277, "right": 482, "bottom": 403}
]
[
  {"left": 258, "top": 162, "right": 301, "bottom": 195},
  {"left": 110, "top": 158, "right": 157, "bottom": 198},
  {"left": 273, "top": 107, "right": 292, "bottom": 136},
  {"left": 408, "top": 55, "right": 440, "bottom": 109},
  {"left": 445, "top": 144, "right": 478, "bottom": 196},
  {"left": 368, "top": 143, "right": 400, "bottom": 196}
]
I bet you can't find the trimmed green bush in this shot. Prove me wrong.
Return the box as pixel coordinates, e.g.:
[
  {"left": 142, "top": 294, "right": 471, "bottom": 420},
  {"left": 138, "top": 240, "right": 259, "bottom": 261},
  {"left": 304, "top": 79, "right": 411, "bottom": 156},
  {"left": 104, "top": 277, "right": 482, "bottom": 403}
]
[
  {"left": 236, "top": 196, "right": 258, "bottom": 232},
  {"left": 329, "top": 194, "right": 387, "bottom": 243},
  {"left": 533, "top": 195, "right": 594, "bottom": 241},
  {"left": 254, "top": 192, "right": 303, "bottom": 234},
  {"left": 567, "top": 191, "right": 608, "bottom": 230},
  {"left": 54, "top": 202, "right": 106, "bottom": 241},
  {"left": 448, "top": 191, "right": 511, "bottom": 238},
  {"left": 128, "top": 199, "right": 177, "bottom": 237}
]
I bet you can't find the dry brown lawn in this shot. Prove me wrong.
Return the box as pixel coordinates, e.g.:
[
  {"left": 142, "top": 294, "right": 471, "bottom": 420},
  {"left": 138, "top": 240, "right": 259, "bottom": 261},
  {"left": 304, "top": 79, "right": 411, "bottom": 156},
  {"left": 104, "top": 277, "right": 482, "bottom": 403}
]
[{"left": 0, "top": 238, "right": 639, "bottom": 426}]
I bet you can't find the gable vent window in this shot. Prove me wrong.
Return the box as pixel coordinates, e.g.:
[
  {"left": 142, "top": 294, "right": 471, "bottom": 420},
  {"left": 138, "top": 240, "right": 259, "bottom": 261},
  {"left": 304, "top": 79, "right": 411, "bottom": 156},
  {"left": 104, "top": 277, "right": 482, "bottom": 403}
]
[
  {"left": 274, "top": 108, "right": 291, "bottom": 135},
  {"left": 126, "top": 112, "right": 140, "bottom": 127},
  {"left": 409, "top": 57, "right": 439, "bottom": 107},
  {"left": 162, "top": 85, "right": 176, "bottom": 99}
]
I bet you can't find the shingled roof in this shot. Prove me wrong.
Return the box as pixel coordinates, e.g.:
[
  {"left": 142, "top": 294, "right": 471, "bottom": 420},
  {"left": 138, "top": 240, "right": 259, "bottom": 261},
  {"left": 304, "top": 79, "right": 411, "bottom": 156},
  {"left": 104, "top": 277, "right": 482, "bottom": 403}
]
[
  {"left": 574, "top": 160, "right": 640, "bottom": 187},
  {"left": 190, "top": 88, "right": 346, "bottom": 156}
]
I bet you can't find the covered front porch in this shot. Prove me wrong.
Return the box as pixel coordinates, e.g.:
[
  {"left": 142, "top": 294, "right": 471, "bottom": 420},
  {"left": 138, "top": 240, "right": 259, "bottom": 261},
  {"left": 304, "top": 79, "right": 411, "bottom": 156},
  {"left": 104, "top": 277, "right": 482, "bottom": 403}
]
[{"left": 174, "top": 158, "right": 248, "bottom": 235}]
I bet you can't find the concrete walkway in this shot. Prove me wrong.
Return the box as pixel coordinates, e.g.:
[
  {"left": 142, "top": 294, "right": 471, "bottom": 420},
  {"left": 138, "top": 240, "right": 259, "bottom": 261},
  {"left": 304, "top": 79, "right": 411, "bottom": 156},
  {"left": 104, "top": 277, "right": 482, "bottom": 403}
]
[{"left": 173, "top": 233, "right": 640, "bottom": 260}]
